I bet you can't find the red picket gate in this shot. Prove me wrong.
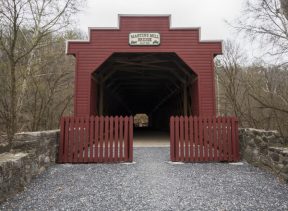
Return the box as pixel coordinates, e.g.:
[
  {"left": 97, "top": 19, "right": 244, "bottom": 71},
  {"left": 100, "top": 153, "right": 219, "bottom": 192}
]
[
  {"left": 170, "top": 116, "right": 239, "bottom": 162},
  {"left": 58, "top": 116, "right": 133, "bottom": 163}
]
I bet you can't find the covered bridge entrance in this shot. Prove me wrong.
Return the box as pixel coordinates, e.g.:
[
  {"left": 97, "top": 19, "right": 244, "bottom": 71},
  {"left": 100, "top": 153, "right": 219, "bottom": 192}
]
[{"left": 58, "top": 15, "right": 239, "bottom": 163}]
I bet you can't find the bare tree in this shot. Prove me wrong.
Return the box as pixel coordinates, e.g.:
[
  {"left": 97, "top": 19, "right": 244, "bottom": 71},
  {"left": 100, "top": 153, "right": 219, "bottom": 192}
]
[
  {"left": 223, "top": 0, "right": 288, "bottom": 135},
  {"left": 0, "top": 0, "right": 82, "bottom": 148},
  {"left": 246, "top": 64, "right": 288, "bottom": 134},
  {"left": 217, "top": 40, "right": 288, "bottom": 135},
  {"left": 19, "top": 31, "right": 83, "bottom": 131},
  {"left": 280, "top": 0, "right": 288, "bottom": 20},
  {"left": 235, "top": 0, "right": 288, "bottom": 58},
  {"left": 216, "top": 40, "right": 247, "bottom": 121}
]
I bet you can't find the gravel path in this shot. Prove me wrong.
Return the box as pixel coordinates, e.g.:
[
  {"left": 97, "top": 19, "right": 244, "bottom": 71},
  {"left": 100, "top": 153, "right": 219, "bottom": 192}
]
[{"left": 1, "top": 148, "right": 288, "bottom": 211}]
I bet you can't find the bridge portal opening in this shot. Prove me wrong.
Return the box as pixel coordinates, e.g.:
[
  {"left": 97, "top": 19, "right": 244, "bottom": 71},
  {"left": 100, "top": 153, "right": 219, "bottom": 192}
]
[{"left": 90, "top": 53, "right": 198, "bottom": 144}]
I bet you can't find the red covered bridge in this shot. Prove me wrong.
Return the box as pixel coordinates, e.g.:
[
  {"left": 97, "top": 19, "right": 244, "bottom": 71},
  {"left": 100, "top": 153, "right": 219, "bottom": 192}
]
[{"left": 59, "top": 15, "right": 239, "bottom": 163}]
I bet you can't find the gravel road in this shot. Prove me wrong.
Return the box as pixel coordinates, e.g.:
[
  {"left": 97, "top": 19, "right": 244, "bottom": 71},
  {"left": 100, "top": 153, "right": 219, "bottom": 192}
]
[{"left": 1, "top": 148, "right": 288, "bottom": 211}]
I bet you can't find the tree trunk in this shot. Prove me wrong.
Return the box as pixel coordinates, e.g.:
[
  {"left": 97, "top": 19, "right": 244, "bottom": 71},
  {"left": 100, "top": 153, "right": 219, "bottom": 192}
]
[{"left": 7, "top": 61, "right": 17, "bottom": 149}]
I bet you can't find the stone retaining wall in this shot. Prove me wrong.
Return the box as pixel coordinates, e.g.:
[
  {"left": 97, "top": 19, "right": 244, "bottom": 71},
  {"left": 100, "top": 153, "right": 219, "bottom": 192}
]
[
  {"left": 239, "top": 128, "right": 288, "bottom": 183},
  {"left": 0, "top": 130, "right": 59, "bottom": 203}
]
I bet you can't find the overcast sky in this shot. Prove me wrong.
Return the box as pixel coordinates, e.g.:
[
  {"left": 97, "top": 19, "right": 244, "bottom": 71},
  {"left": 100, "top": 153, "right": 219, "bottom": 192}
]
[{"left": 77, "top": 0, "right": 246, "bottom": 41}]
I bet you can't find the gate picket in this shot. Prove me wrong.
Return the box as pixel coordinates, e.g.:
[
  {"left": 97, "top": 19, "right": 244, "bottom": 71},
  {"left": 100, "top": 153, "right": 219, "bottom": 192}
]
[
  {"left": 222, "top": 117, "right": 227, "bottom": 161},
  {"left": 124, "top": 117, "right": 129, "bottom": 161},
  {"left": 89, "top": 117, "right": 94, "bottom": 162},
  {"left": 189, "top": 116, "right": 193, "bottom": 161},
  {"left": 231, "top": 116, "right": 235, "bottom": 161},
  {"left": 59, "top": 118, "right": 65, "bottom": 163},
  {"left": 208, "top": 117, "right": 213, "bottom": 160},
  {"left": 73, "top": 117, "right": 79, "bottom": 162},
  {"left": 203, "top": 117, "right": 208, "bottom": 161},
  {"left": 212, "top": 117, "right": 217, "bottom": 161},
  {"left": 84, "top": 117, "right": 89, "bottom": 162},
  {"left": 119, "top": 116, "right": 123, "bottom": 161},
  {"left": 94, "top": 117, "right": 99, "bottom": 162},
  {"left": 199, "top": 117, "right": 203, "bottom": 161},
  {"left": 179, "top": 116, "right": 184, "bottom": 162},
  {"left": 68, "top": 117, "right": 73, "bottom": 163},
  {"left": 109, "top": 117, "right": 114, "bottom": 162},
  {"left": 235, "top": 117, "right": 240, "bottom": 161},
  {"left": 175, "top": 117, "right": 180, "bottom": 161},
  {"left": 218, "top": 117, "right": 223, "bottom": 161},
  {"left": 184, "top": 116, "right": 189, "bottom": 162},
  {"left": 104, "top": 117, "right": 109, "bottom": 162},
  {"left": 64, "top": 117, "right": 69, "bottom": 163},
  {"left": 227, "top": 118, "right": 231, "bottom": 161},
  {"left": 115, "top": 116, "right": 119, "bottom": 162},
  {"left": 129, "top": 116, "right": 133, "bottom": 162},
  {"left": 194, "top": 116, "right": 198, "bottom": 161},
  {"left": 99, "top": 116, "right": 104, "bottom": 162},
  {"left": 170, "top": 117, "right": 175, "bottom": 161}
]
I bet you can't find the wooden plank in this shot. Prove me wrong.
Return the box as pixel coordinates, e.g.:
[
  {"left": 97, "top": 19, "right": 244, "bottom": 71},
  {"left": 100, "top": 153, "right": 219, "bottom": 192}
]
[
  {"left": 189, "top": 116, "right": 193, "bottom": 161},
  {"left": 231, "top": 117, "right": 238, "bottom": 161},
  {"left": 231, "top": 117, "right": 235, "bottom": 161},
  {"left": 79, "top": 117, "right": 85, "bottom": 163},
  {"left": 115, "top": 116, "right": 119, "bottom": 162},
  {"left": 203, "top": 117, "right": 208, "bottom": 161},
  {"left": 223, "top": 117, "right": 228, "bottom": 161},
  {"left": 124, "top": 116, "right": 129, "bottom": 161},
  {"left": 175, "top": 116, "right": 180, "bottom": 161},
  {"left": 219, "top": 117, "right": 224, "bottom": 161},
  {"left": 194, "top": 116, "right": 198, "bottom": 161},
  {"left": 104, "top": 116, "right": 109, "bottom": 162},
  {"left": 236, "top": 117, "right": 240, "bottom": 161},
  {"left": 199, "top": 116, "right": 203, "bottom": 161},
  {"left": 73, "top": 117, "right": 80, "bottom": 163},
  {"left": 170, "top": 116, "right": 175, "bottom": 162},
  {"left": 217, "top": 117, "right": 221, "bottom": 161},
  {"left": 64, "top": 117, "right": 70, "bottom": 163},
  {"left": 184, "top": 116, "right": 189, "bottom": 162},
  {"left": 99, "top": 116, "right": 104, "bottom": 162},
  {"left": 213, "top": 116, "right": 217, "bottom": 161},
  {"left": 109, "top": 116, "right": 114, "bottom": 162},
  {"left": 119, "top": 116, "right": 123, "bottom": 161},
  {"left": 84, "top": 116, "right": 89, "bottom": 162},
  {"left": 77, "top": 117, "right": 82, "bottom": 162},
  {"left": 227, "top": 118, "right": 232, "bottom": 162},
  {"left": 68, "top": 117, "right": 74, "bottom": 163},
  {"left": 89, "top": 116, "right": 94, "bottom": 162},
  {"left": 59, "top": 117, "right": 65, "bottom": 163},
  {"left": 179, "top": 116, "right": 184, "bottom": 162},
  {"left": 208, "top": 117, "right": 212, "bottom": 161},
  {"left": 129, "top": 116, "right": 133, "bottom": 162},
  {"left": 94, "top": 116, "right": 99, "bottom": 162}
]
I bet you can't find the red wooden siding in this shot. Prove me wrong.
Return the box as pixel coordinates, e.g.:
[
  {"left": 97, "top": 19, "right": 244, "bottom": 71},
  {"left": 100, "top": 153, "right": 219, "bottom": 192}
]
[
  {"left": 170, "top": 116, "right": 240, "bottom": 162},
  {"left": 66, "top": 15, "right": 222, "bottom": 117},
  {"left": 90, "top": 78, "right": 98, "bottom": 115},
  {"left": 58, "top": 116, "right": 133, "bottom": 163}
]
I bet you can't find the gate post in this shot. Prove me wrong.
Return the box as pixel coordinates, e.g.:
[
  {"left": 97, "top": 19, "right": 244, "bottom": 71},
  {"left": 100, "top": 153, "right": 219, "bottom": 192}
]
[
  {"left": 129, "top": 116, "right": 133, "bottom": 162},
  {"left": 235, "top": 117, "right": 240, "bottom": 161},
  {"left": 58, "top": 117, "right": 65, "bottom": 163},
  {"left": 170, "top": 116, "right": 175, "bottom": 161}
]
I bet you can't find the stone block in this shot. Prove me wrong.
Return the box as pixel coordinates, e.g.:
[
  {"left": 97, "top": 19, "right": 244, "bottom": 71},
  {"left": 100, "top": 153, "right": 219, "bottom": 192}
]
[
  {"left": 270, "top": 153, "right": 280, "bottom": 162},
  {"left": 0, "top": 130, "right": 59, "bottom": 203},
  {"left": 240, "top": 128, "right": 288, "bottom": 183}
]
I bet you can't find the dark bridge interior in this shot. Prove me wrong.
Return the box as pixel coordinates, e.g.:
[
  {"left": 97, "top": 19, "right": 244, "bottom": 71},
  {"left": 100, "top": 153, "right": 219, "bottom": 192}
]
[{"left": 92, "top": 53, "right": 197, "bottom": 131}]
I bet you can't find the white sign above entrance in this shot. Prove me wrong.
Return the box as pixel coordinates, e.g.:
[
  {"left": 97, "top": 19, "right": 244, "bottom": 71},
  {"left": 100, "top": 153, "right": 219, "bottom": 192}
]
[{"left": 129, "top": 32, "right": 160, "bottom": 46}]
